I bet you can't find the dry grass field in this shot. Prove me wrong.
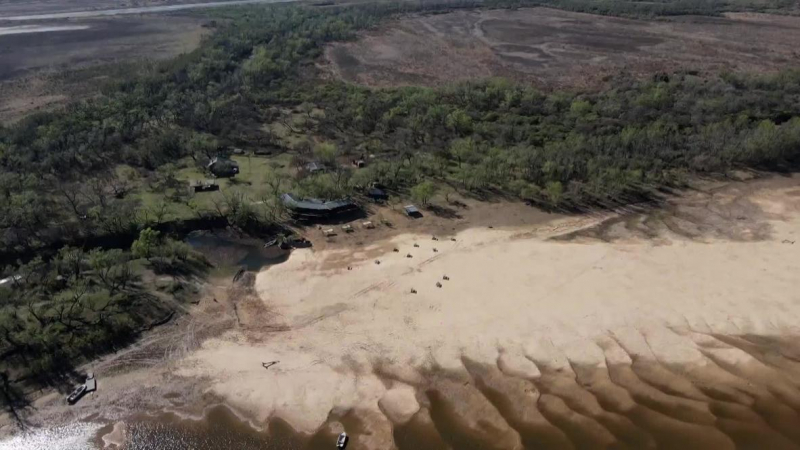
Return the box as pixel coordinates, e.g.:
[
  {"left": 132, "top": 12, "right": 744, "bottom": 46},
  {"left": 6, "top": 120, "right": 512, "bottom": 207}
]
[
  {"left": 0, "top": 15, "right": 206, "bottom": 121},
  {"left": 323, "top": 8, "right": 800, "bottom": 89}
]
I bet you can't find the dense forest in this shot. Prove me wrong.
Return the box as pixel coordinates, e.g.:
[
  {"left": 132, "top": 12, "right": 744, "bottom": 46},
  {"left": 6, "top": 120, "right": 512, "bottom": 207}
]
[
  {"left": 0, "top": 229, "right": 205, "bottom": 417},
  {"left": 1, "top": 0, "right": 800, "bottom": 409}
]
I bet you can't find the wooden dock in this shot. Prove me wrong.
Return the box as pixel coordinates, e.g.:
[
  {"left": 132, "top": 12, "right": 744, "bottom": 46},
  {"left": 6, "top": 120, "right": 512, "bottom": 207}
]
[{"left": 85, "top": 373, "right": 96, "bottom": 392}]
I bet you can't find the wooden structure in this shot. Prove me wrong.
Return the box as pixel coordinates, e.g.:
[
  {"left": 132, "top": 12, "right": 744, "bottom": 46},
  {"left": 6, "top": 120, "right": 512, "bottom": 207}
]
[
  {"left": 190, "top": 180, "right": 219, "bottom": 192},
  {"left": 304, "top": 161, "right": 325, "bottom": 173},
  {"left": 85, "top": 373, "right": 97, "bottom": 392}
]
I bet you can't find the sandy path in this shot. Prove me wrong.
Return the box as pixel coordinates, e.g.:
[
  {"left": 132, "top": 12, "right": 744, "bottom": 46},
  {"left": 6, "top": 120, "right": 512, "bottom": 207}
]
[{"left": 174, "top": 177, "right": 800, "bottom": 448}]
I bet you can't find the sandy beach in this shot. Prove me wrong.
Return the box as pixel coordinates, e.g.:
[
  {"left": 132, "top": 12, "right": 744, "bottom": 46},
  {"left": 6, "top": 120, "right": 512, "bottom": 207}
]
[
  {"left": 4, "top": 174, "right": 800, "bottom": 449},
  {"left": 169, "top": 175, "right": 800, "bottom": 449}
]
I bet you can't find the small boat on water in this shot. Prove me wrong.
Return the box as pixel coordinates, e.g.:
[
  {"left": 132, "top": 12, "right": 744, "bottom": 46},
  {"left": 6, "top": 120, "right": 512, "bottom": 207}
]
[
  {"left": 336, "top": 431, "right": 348, "bottom": 448},
  {"left": 66, "top": 384, "right": 87, "bottom": 404},
  {"left": 67, "top": 372, "right": 97, "bottom": 405}
]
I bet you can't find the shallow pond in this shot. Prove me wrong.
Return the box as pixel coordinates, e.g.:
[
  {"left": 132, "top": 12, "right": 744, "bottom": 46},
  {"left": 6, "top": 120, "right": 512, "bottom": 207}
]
[{"left": 186, "top": 230, "right": 289, "bottom": 272}]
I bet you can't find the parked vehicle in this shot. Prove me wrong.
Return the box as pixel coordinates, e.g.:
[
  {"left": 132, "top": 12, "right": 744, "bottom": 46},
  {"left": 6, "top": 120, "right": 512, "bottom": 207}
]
[{"left": 336, "top": 432, "right": 348, "bottom": 448}]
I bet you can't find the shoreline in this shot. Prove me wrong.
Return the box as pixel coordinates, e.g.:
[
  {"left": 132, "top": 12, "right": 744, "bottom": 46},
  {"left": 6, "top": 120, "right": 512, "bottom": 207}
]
[
  {"left": 4, "top": 174, "right": 800, "bottom": 449},
  {"left": 0, "top": 0, "right": 294, "bottom": 22}
]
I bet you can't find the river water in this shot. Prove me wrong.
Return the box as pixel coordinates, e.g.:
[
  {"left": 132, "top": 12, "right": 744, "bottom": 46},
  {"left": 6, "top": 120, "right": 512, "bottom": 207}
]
[
  {"left": 0, "top": 0, "right": 293, "bottom": 21},
  {"left": 0, "top": 25, "right": 91, "bottom": 35},
  {"left": 0, "top": 422, "right": 106, "bottom": 450},
  {"left": 102, "top": 406, "right": 311, "bottom": 450},
  {"left": 0, "top": 406, "right": 341, "bottom": 449}
]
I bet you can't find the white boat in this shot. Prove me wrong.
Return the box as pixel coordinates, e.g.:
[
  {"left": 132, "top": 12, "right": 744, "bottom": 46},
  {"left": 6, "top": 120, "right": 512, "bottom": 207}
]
[
  {"left": 336, "top": 431, "right": 348, "bottom": 448},
  {"left": 67, "top": 384, "right": 87, "bottom": 404}
]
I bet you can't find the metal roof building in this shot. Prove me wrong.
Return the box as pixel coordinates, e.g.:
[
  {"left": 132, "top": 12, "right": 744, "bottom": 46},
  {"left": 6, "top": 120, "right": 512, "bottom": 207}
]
[{"left": 281, "top": 194, "right": 359, "bottom": 220}]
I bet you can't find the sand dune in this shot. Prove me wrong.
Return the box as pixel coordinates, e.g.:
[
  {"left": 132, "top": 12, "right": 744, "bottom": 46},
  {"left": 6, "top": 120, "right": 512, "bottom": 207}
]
[{"left": 171, "top": 176, "right": 800, "bottom": 449}]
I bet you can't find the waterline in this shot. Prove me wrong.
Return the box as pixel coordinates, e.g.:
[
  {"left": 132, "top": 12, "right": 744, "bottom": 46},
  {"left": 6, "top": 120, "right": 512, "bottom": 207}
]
[
  {"left": 0, "top": 25, "right": 91, "bottom": 35},
  {"left": 1, "top": 0, "right": 294, "bottom": 22}
]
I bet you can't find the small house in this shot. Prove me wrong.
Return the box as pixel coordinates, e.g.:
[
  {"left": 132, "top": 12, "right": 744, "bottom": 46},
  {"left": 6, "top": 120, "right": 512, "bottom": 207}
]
[
  {"left": 305, "top": 161, "right": 325, "bottom": 174},
  {"left": 208, "top": 157, "right": 239, "bottom": 178}
]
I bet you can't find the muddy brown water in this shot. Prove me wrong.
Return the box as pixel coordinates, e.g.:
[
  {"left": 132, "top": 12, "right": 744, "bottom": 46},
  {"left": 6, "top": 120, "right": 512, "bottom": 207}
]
[
  {"left": 4, "top": 348, "right": 800, "bottom": 449},
  {"left": 30, "top": 384, "right": 800, "bottom": 450},
  {"left": 186, "top": 230, "right": 289, "bottom": 271},
  {"left": 103, "top": 406, "right": 310, "bottom": 450}
]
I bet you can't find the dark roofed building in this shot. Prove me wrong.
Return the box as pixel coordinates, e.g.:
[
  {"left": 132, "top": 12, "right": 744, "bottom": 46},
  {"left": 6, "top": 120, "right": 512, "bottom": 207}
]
[
  {"left": 281, "top": 194, "right": 359, "bottom": 220},
  {"left": 367, "top": 187, "right": 388, "bottom": 202},
  {"left": 208, "top": 157, "right": 239, "bottom": 178},
  {"left": 304, "top": 161, "right": 325, "bottom": 173}
]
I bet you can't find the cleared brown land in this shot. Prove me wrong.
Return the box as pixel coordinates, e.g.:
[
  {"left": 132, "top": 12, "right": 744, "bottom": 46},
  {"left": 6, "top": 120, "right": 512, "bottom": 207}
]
[
  {"left": 323, "top": 8, "right": 800, "bottom": 89},
  {"left": 0, "top": 0, "right": 238, "bottom": 16},
  {"left": 0, "top": 17, "right": 206, "bottom": 81},
  {"left": 0, "top": 15, "right": 206, "bottom": 121}
]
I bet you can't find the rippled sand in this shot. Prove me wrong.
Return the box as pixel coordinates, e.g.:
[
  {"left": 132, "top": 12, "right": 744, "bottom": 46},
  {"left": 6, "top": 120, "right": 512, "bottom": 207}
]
[{"left": 172, "top": 176, "right": 800, "bottom": 449}]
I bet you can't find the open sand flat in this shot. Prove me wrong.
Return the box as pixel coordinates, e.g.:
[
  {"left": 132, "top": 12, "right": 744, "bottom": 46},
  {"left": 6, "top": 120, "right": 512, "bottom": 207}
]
[
  {"left": 323, "top": 8, "right": 800, "bottom": 89},
  {"left": 171, "top": 175, "right": 800, "bottom": 449}
]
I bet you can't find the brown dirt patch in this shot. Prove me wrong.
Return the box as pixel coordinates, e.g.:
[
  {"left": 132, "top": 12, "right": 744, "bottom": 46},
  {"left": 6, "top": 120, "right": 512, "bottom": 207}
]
[
  {"left": 322, "top": 8, "right": 800, "bottom": 90},
  {"left": 0, "top": 15, "right": 206, "bottom": 121},
  {"left": 297, "top": 195, "right": 565, "bottom": 257}
]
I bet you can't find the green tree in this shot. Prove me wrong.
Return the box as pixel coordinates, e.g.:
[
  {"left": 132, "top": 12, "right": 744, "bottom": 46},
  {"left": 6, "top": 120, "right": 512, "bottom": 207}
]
[
  {"left": 446, "top": 109, "right": 473, "bottom": 135},
  {"left": 243, "top": 46, "right": 288, "bottom": 87},
  {"left": 545, "top": 181, "right": 564, "bottom": 205},
  {"left": 314, "top": 142, "right": 339, "bottom": 166},
  {"left": 131, "top": 228, "right": 161, "bottom": 261},
  {"left": 410, "top": 181, "right": 438, "bottom": 205},
  {"left": 188, "top": 132, "right": 220, "bottom": 163},
  {"left": 570, "top": 99, "right": 592, "bottom": 117},
  {"left": 88, "top": 249, "right": 132, "bottom": 293},
  {"left": 449, "top": 138, "right": 477, "bottom": 168},
  {"left": 57, "top": 246, "right": 85, "bottom": 280}
]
